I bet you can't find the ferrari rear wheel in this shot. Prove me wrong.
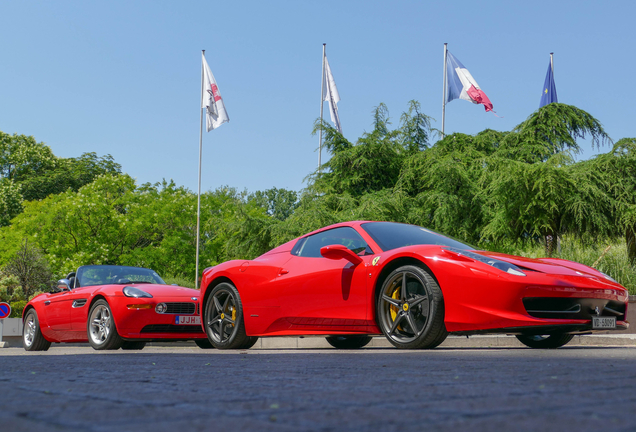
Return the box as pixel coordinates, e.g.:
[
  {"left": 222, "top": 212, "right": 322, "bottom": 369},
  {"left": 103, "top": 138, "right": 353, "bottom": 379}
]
[
  {"left": 516, "top": 333, "right": 574, "bottom": 349},
  {"left": 204, "top": 282, "right": 254, "bottom": 349},
  {"left": 23, "top": 309, "right": 51, "bottom": 352},
  {"left": 377, "top": 265, "right": 447, "bottom": 349},
  {"left": 87, "top": 300, "right": 123, "bottom": 350},
  {"left": 326, "top": 335, "right": 373, "bottom": 349},
  {"left": 195, "top": 338, "right": 214, "bottom": 349},
  {"left": 121, "top": 341, "right": 146, "bottom": 350}
]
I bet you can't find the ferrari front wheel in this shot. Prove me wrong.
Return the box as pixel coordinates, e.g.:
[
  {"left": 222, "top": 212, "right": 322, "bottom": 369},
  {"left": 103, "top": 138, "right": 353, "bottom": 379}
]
[
  {"left": 515, "top": 334, "right": 574, "bottom": 349},
  {"left": 87, "top": 300, "right": 123, "bottom": 350},
  {"left": 377, "top": 265, "right": 447, "bottom": 349},
  {"left": 204, "top": 282, "right": 255, "bottom": 349},
  {"left": 326, "top": 335, "right": 373, "bottom": 349},
  {"left": 23, "top": 309, "right": 51, "bottom": 352}
]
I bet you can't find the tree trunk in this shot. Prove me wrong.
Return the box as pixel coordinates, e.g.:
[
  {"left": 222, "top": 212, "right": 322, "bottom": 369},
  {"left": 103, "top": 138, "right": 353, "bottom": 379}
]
[
  {"left": 627, "top": 226, "right": 636, "bottom": 265},
  {"left": 544, "top": 233, "right": 557, "bottom": 257}
]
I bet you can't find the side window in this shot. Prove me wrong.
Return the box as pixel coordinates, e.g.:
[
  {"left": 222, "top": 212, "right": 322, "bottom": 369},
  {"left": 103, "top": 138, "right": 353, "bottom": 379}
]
[{"left": 293, "top": 227, "right": 372, "bottom": 258}]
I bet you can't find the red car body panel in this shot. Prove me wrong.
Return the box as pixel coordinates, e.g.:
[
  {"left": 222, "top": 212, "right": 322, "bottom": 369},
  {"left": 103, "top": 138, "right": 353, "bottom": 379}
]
[
  {"left": 200, "top": 221, "right": 629, "bottom": 338},
  {"left": 24, "top": 282, "right": 206, "bottom": 343}
]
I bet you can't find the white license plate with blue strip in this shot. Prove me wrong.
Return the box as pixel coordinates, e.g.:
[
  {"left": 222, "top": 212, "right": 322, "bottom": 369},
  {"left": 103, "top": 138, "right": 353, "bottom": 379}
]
[{"left": 176, "top": 316, "right": 201, "bottom": 325}]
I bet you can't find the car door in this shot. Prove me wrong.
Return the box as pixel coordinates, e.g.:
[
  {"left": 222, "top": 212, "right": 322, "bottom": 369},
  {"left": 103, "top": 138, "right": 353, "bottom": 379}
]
[
  {"left": 69, "top": 286, "right": 94, "bottom": 332},
  {"left": 45, "top": 291, "right": 73, "bottom": 333},
  {"left": 274, "top": 227, "right": 373, "bottom": 328}
]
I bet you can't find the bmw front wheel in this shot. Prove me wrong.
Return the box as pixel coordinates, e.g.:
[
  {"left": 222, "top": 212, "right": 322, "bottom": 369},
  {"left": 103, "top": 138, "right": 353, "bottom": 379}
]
[{"left": 87, "top": 300, "right": 123, "bottom": 350}]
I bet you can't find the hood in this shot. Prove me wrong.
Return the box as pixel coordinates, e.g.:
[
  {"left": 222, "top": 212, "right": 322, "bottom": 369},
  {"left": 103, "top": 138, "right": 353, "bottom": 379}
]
[
  {"left": 474, "top": 251, "right": 604, "bottom": 278},
  {"left": 116, "top": 283, "right": 200, "bottom": 298}
]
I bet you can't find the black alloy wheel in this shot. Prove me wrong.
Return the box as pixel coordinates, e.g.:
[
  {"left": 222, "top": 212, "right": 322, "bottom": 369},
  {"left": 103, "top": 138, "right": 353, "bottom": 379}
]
[
  {"left": 516, "top": 333, "right": 574, "bottom": 349},
  {"left": 195, "top": 338, "right": 214, "bottom": 349},
  {"left": 23, "top": 309, "right": 51, "bottom": 352},
  {"left": 326, "top": 335, "right": 373, "bottom": 349},
  {"left": 204, "top": 282, "right": 256, "bottom": 349},
  {"left": 377, "top": 265, "right": 447, "bottom": 349}
]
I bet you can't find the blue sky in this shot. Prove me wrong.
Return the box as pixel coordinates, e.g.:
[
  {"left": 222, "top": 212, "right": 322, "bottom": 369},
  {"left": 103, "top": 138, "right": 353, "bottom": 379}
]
[{"left": 1, "top": 1, "right": 634, "bottom": 194}]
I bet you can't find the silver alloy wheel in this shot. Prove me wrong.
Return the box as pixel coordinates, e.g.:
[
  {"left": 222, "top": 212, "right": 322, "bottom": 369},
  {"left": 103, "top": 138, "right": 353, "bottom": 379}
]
[
  {"left": 89, "top": 304, "right": 112, "bottom": 345},
  {"left": 23, "top": 313, "right": 36, "bottom": 348}
]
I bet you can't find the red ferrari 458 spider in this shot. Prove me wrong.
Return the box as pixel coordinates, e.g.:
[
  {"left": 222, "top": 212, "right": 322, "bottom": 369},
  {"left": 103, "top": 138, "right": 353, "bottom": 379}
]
[
  {"left": 23, "top": 265, "right": 210, "bottom": 351},
  {"left": 199, "top": 221, "right": 629, "bottom": 350}
]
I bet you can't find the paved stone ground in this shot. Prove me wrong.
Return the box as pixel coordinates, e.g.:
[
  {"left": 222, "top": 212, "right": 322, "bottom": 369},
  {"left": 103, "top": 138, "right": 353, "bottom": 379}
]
[{"left": 1, "top": 346, "right": 636, "bottom": 431}]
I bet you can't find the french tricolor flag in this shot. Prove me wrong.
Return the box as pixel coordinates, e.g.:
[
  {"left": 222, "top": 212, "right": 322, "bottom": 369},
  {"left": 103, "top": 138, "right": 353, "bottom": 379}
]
[{"left": 446, "top": 51, "right": 493, "bottom": 112}]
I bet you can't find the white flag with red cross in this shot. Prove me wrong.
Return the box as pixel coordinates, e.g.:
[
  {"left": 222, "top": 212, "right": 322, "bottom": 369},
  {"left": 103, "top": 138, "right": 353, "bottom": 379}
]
[{"left": 201, "top": 53, "right": 229, "bottom": 131}]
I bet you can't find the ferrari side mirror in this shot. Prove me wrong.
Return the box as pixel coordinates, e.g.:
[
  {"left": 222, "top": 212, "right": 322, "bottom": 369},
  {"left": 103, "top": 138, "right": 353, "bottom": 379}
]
[{"left": 320, "top": 244, "right": 363, "bottom": 265}]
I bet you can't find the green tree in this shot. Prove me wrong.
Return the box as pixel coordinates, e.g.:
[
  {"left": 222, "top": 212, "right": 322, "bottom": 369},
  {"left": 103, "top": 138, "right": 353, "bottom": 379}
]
[
  {"left": 0, "top": 131, "right": 56, "bottom": 182},
  {"left": 18, "top": 152, "right": 122, "bottom": 201},
  {"left": 249, "top": 187, "right": 298, "bottom": 221},
  {"left": 3, "top": 240, "right": 53, "bottom": 300},
  {"left": 586, "top": 138, "right": 636, "bottom": 263},
  {"left": 0, "top": 179, "right": 23, "bottom": 227},
  {"left": 480, "top": 104, "right": 612, "bottom": 254}
]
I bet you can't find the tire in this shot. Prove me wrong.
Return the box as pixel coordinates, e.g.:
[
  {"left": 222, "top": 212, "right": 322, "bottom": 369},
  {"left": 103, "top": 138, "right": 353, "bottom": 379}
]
[
  {"left": 195, "top": 338, "right": 214, "bottom": 349},
  {"left": 239, "top": 336, "right": 259, "bottom": 350},
  {"left": 121, "top": 341, "right": 146, "bottom": 350},
  {"left": 87, "top": 299, "right": 123, "bottom": 350},
  {"left": 203, "top": 282, "right": 251, "bottom": 349},
  {"left": 23, "top": 309, "right": 51, "bottom": 352},
  {"left": 376, "top": 265, "right": 447, "bottom": 349},
  {"left": 515, "top": 333, "right": 574, "bottom": 349},
  {"left": 326, "top": 335, "right": 373, "bottom": 349}
]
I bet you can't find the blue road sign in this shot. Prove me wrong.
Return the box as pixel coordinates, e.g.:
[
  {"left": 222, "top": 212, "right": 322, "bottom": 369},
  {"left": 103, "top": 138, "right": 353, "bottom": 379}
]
[{"left": 0, "top": 302, "right": 11, "bottom": 319}]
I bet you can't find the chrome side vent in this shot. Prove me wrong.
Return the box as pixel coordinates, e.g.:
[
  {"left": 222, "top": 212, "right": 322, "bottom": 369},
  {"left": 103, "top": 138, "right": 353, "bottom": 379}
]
[{"left": 72, "top": 299, "right": 87, "bottom": 308}]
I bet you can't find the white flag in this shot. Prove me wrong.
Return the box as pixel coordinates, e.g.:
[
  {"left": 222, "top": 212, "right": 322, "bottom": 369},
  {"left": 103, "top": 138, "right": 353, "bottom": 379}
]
[
  {"left": 201, "top": 53, "right": 229, "bottom": 131},
  {"left": 322, "top": 57, "right": 342, "bottom": 133}
]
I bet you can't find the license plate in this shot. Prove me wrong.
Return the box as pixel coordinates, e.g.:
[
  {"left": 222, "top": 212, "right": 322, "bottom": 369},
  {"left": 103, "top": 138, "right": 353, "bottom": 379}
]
[
  {"left": 175, "top": 316, "right": 201, "bottom": 325},
  {"left": 592, "top": 316, "right": 616, "bottom": 329}
]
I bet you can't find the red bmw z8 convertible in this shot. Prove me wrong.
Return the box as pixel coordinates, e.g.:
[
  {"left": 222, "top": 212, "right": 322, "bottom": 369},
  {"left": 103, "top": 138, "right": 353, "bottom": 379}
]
[{"left": 23, "top": 265, "right": 210, "bottom": 351}]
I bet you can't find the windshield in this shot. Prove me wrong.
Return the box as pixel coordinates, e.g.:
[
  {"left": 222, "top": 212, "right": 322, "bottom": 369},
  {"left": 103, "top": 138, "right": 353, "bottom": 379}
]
[
  {"left": 361, "top": 222, "right": 475, "bottom": 252},
  {"left": 76, "top": 265, "right": 166, "bottom": 287}
]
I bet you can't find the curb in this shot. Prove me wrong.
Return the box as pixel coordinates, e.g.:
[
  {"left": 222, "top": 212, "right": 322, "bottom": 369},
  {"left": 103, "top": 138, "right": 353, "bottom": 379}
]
[{"left": 247, "top": 335, "right": 636, "bottom": 350}]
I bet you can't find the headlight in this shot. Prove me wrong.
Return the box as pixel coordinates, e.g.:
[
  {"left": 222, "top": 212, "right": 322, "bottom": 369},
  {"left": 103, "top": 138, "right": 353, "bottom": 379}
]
[
  {"left": 445, "top": 247, "right": 526, "bottom": 277},
  {"left": 122, "top": 286, "right": 153, "bottom": 298},
  {"left": 600, "top": 272, "right": 617, "bottom": 283}
]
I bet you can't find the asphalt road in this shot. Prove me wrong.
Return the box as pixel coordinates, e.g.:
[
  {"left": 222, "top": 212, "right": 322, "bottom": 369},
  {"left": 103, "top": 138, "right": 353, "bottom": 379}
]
[{"left": 1, "top": 346, "right": 635, "bottom": 432}]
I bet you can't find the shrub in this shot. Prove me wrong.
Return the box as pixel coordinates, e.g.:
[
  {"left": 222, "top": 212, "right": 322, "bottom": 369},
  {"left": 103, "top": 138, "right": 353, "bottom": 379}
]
[{"left": 9, "top": 300, "right": 26, "bottom": 318}]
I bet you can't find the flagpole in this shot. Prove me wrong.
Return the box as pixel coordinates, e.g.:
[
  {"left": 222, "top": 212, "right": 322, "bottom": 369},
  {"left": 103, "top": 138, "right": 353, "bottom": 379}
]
[
  {"left": 195, "top": 50, "right": 205, "bottom": 290},
  {"left": 318, "top": 43, "right": 326, "bottom": 173},
  {"left": 442, "top": 43, "right": 448, "bottom": 137},
  {"left": 550, "top": 52, "right": 554, "bottom": 74}
]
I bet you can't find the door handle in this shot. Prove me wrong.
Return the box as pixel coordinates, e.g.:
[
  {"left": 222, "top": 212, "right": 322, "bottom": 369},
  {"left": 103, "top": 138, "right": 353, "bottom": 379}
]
[
  {"left": 44, "top": 301, "right": 51, "bottom": 305},
  {"left": 278, "top": 269, "right": 289, "bottom": 276}
]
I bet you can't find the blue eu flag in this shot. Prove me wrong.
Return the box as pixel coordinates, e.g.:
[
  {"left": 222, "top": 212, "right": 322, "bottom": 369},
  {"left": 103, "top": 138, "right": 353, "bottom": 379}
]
[{"left": 539, "top": 59, "right": 558, "bottom": 107}]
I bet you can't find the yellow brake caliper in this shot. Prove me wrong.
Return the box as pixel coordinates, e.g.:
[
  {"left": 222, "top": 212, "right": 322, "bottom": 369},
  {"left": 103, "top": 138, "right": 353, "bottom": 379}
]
[{"left": 390, "top": 285, "right": 400, "bottom": 328}]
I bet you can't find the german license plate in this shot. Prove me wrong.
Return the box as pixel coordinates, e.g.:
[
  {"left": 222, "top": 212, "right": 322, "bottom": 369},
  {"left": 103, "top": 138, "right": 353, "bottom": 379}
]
[
  {"left": 592, "top": 316, "right": 616, "bottom": 329},
  {"left": 175, "top": 316, "right": 201, "bottom": 325}
]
